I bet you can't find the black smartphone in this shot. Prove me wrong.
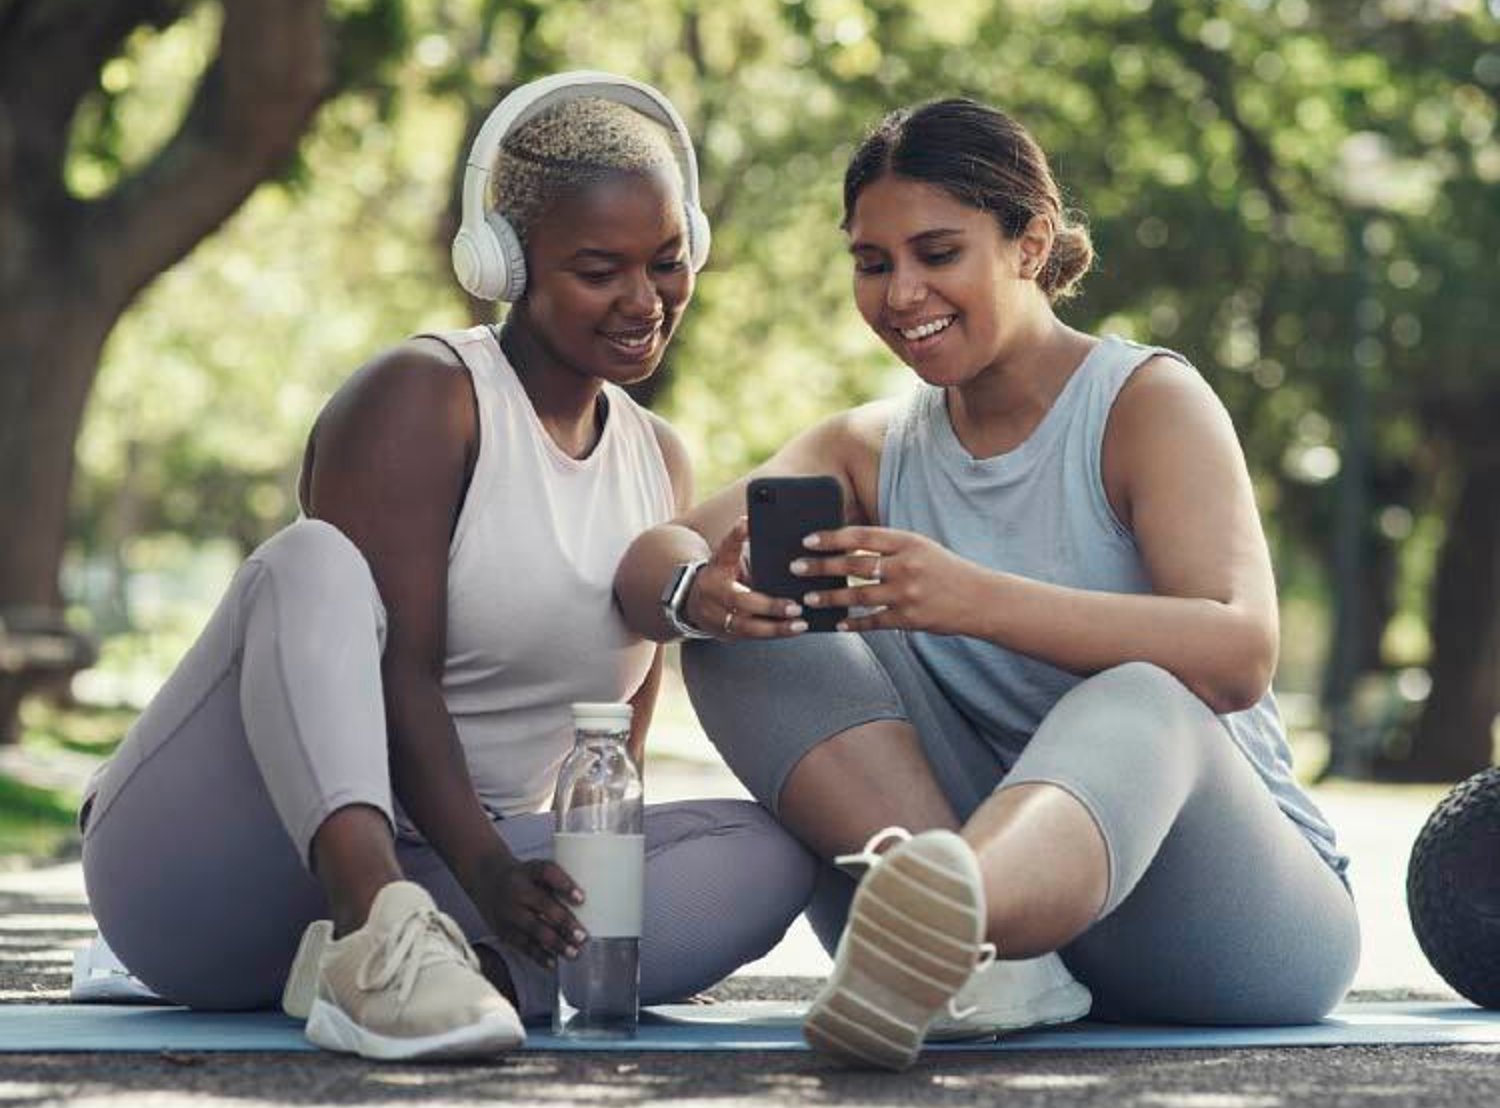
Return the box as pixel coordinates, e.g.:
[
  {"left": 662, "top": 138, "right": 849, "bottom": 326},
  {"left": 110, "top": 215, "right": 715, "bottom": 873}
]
[{"left": 747, "top": 476, "right": 848, "bottom": 633}]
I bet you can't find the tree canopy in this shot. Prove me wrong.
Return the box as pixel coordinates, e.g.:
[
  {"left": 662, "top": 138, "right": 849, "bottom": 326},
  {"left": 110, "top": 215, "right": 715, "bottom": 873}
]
[{"left": 5, "top": 0, "right": 1498, "bottom": 775}]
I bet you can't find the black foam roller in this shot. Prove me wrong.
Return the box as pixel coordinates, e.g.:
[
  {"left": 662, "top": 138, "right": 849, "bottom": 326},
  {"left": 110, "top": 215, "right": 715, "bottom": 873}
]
[{"left": 1407, "top": 766, "right": 1500, "bottom": 1008}]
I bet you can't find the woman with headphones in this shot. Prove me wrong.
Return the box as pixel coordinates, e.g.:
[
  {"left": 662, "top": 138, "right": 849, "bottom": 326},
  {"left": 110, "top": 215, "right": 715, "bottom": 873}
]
[{"left": 76, "top": 73, "right": 816, "bottom": 1061}]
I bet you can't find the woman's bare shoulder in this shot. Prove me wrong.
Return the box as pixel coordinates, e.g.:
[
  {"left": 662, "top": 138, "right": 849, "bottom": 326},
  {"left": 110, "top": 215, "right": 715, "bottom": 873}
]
[
  {"left": 1114, "top": 354, "right": 1223, "bottom": 417},
  {"left": 1103, "top": 353, "right": 1244, "bottom": 526},
  {"left": 764, "top": 399, "right": 898, "bottom": 524},
  {"left": 761, "top": 397, "right": 892, "bottom": 472},
  {"left": 300, "top": 338, "right": 477, "bottom": 513},
  {"left": 843, "top": 397, "right": 902, "bottom": 450},
  {"left": 317, "top": 337, "right": 473, "bottom": 433}
]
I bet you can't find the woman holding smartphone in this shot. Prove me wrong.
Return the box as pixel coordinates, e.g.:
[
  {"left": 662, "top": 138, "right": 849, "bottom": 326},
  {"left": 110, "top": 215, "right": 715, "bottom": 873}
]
[
  {"left": 614, "top": 98, "right": 1358, "bottom": 1070},
  {"left": 78, "top": 73, "right": 815, "bottom": 1062}
]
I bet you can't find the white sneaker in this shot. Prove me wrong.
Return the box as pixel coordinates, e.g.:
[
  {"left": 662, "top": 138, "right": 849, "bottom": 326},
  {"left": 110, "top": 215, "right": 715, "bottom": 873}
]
[
  {"left": 803, "top": 828, "right": 995, "bottom": 1071},
  {"left": 302, "top": 882, "right": 524, "bottom": 1060},
  {"left": 925, "top": 952, "right": 1092, "bottom": 1041},
  {"left": 70, "top": 935, "right": 162, "bottom": 1004},
  {"left": 282, "top": 919, "right": 332, "bottom": 1020}
]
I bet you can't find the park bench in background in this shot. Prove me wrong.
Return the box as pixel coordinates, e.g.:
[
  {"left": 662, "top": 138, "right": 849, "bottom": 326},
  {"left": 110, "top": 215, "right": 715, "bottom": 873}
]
[{"left": 0, "top": 609, "right": 96, "bottom": 746}]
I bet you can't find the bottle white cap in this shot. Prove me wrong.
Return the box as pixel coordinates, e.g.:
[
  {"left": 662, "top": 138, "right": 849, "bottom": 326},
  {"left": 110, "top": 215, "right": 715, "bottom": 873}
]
[{"left": 571, "top": 702, "right": 634, "bottom": 730}]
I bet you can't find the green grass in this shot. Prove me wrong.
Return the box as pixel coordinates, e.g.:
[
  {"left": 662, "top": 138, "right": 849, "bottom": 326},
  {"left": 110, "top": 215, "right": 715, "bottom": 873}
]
[
  {"left": 0, "top": 773, "right": 76, "bottom": 823},
  {"left": 0, "top": 773, "right": 78, "bottom": 860},
  {"left": 0, "top": 700, "right": 123, "bottom": 860}
]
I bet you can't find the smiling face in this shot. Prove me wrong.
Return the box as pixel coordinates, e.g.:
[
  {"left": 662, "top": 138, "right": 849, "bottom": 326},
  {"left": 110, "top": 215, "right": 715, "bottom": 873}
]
[
  {"left": 515, "top": 166, "right": 693, "bottom": 387},
  {"left": 846, "top": 174, "right": 1050, "bottom": 388}
]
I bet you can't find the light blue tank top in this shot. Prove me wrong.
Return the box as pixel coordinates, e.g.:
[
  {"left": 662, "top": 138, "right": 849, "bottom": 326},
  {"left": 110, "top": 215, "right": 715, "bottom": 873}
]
[{"left": 878, "top": 335, "right": 1348, "bottom": 879}]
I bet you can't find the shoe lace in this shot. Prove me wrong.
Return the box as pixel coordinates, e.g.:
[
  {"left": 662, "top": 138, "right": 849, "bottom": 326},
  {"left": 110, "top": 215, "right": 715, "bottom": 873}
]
[
  {"left": 833, "top": 825, "right": 912, "bottom": 872},
  {"left": 356, "top": 907, "right": 477, "bottom": 1006}
]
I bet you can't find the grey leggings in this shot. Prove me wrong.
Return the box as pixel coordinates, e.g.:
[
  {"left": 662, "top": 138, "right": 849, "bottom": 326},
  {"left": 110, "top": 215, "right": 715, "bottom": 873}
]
[
  {"left": 80, "top": 520, "right": 816, "bottom": 1019},
  {"left": 684, "top": 630, "right": 1360, "bottom": 1024}
]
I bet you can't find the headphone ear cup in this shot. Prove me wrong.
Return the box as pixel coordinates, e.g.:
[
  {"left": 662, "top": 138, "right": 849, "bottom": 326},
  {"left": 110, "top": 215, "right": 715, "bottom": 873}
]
[
  {"left": 685, "top": 203, "right": 711, "bottom": 273},
  {"left": 484, "top": 211, "right": 529, "bottom": 302},
  {"left": 452, "top": 225, "right": 502, "bottom": 301}
]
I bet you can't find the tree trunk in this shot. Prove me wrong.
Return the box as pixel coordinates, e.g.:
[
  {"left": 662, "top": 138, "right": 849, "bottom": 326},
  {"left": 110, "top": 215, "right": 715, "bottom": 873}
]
[
  {"left": 0, "top": 0, "right": 334, "bottom": 743},
  {"left": 1401, "top": 447, "right": 1500, "bottom": 781},
  {"left": 0, "top": 286, "right": 115, "bottom": 742},
  {"left": 1320, "top": 527, "right": 1400, "bottom": 780}
]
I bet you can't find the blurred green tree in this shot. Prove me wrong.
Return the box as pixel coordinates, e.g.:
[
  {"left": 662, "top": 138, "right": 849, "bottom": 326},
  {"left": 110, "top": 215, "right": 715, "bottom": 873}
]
[
  {"left": 0, "top": 0, "right": 408, "bottom": 741},
  {"left": 649, "top": 0, "right": 1500, "bottom": 778},
  {"left": 1045, "top": 0, "right": 1500, "bottom": 779},
  {"left": 9, "top": 0, "right": 1498, "bottom": 779}
]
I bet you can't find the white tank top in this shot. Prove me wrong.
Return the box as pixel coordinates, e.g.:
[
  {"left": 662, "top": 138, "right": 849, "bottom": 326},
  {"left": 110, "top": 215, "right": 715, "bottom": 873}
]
[{"left": 422, "top": 325, "right": 673, "bottom": 823}]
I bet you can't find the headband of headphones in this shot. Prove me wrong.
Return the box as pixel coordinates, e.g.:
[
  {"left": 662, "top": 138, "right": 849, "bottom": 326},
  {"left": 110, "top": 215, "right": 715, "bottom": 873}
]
[{"left": 451, "top": 70, "right": 711, "bottom": 302}]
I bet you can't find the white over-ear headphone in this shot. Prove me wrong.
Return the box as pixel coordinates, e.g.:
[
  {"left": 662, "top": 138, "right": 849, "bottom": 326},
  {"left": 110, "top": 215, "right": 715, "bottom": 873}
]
[{"left": 451, "top": 70, "right": 712, "bottom": 303}]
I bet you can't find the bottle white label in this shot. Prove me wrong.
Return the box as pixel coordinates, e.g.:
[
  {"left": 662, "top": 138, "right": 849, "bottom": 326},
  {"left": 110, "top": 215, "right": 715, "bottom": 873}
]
[{"left": 553, "top": 832, "right": 645, "bottom": 939}]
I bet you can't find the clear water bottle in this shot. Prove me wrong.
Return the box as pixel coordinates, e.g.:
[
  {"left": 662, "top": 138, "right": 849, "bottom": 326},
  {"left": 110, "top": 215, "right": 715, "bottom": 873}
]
[{"left": 552, "top": 702, "right": 644, "bottom": 1038}]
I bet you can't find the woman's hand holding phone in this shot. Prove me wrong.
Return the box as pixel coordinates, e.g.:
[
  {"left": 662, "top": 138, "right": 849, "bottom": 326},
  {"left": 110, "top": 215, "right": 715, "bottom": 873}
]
[
  {"left": 685, "top": 517, "right": 808, "bottom": 639},
  {"left": 795, "top": 525, "right": 990, "bottom": 637}
]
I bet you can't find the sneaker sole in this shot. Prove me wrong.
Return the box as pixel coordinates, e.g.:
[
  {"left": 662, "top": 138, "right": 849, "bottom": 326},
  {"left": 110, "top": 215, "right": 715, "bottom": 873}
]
[
  {"left": 803, "top": 831, "right": 986, "bottom": 1071},
  {"left": 282, "top": 920, "right": 332, "bottom": 1021},
  {"left": 305, "top": 996, "right": 525, "bottom": 1061}
]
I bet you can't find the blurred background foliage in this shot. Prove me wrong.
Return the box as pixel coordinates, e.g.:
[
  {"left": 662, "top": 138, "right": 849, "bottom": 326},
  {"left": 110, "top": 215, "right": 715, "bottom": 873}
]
[{"left": 3, "top": 0, "right": 1499, "bottom": 838}]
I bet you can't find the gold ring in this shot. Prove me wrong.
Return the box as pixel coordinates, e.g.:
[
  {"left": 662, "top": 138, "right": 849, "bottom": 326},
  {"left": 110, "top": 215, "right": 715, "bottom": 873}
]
[
  {"left": 722, "top": 609, "right": 736, "bottom": 635},
  {"left": 870, "top": 554, "right": 883, "bottom": 582}
]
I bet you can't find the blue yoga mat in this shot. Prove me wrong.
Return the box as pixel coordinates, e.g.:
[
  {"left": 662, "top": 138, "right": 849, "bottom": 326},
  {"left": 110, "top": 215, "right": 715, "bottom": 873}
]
[{"left": 2, "top": 1001, "right": 1498, "bottom": 1053}]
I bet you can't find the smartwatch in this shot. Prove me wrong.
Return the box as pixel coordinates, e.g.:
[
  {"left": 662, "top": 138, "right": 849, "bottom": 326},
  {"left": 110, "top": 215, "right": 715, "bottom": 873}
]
[{"left": 659, "top": 560, "right": 713, "bottom": 640}]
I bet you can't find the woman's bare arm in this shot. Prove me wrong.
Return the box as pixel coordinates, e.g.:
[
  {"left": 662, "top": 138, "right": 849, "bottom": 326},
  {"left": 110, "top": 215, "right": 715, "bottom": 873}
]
[
  {"left": 303, "top": 340, "right": 508, "bottom": 882},
  {"left": 815, "top": 358, "right": 1278, "bottom": 713},
  {"left": 304, "top": 340, "right": 582, "bottom": 964},
  {"left": 613, "top": 402, "right": 889, "bottom": 642}
]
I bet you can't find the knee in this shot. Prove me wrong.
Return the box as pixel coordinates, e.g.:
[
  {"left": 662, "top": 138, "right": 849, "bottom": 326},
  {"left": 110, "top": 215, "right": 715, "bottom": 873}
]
[
  {"left": 759, "top": 814, "right": 820, "bottom": 914},
  {"left": 252, "top": 519, "right": 367, "bottom": 581},
  {"left": 704, "top": 796, "right": 798, "bottom": 844},
  {"left": 1087, "top": 662, "right": 1206, "bottom": 720},
  {"left": 246, "top": 520, "right": 382, "bottom": 620},
  {"left": 1096, "top": 661, "right": 1190, "bottom": 703},
  {"left": 1057, "top": 662, "right": 1219, "bottom": 759},
  {"left": 703, "top": 798, "right": 819, "bottom": 906}
]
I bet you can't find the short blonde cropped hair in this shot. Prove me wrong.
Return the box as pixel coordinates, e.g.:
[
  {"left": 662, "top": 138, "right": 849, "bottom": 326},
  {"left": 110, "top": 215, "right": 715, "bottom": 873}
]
[{"left": 490, "top": 96, "right": 681, "bottom": 244}]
